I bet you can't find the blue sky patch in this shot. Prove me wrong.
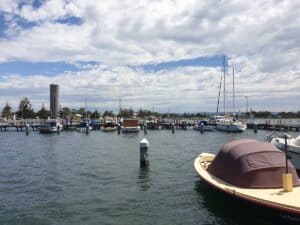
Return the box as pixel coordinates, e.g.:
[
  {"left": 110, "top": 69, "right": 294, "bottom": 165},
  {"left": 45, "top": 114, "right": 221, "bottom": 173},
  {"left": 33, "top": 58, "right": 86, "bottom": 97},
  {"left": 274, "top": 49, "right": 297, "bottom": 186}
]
[
  {"left": 0, "top": 61, "right": 97, "bottom": 76},
  {"left": 140, "top": 55, "right": 228, "bottom": 72},
  {"left": 55, "top": 16, "right": 84, "bottom": 25}
]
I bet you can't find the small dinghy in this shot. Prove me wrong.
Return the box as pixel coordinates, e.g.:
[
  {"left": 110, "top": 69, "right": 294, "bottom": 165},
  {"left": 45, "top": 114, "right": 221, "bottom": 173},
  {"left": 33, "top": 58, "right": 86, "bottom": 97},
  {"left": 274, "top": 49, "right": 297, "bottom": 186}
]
[{"left": 194, "top": 139, "right": 300, "bottom": 222}]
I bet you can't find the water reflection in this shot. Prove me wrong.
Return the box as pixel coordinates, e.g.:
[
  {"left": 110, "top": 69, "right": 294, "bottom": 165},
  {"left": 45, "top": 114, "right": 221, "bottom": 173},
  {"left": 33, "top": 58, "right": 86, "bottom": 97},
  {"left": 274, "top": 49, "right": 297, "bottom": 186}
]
[
  {"left": 137, "top": 167, "right": 151, "bottom": 191},
  {"left": 194, "top": 180, "right": 276, "bottom": 225}
]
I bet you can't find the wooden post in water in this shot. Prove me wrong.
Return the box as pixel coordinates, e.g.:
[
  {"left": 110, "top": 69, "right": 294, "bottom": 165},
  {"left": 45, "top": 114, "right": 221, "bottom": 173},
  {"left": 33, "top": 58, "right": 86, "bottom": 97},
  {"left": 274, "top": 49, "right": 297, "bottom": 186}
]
[{"left": 25, "top": 123, "right": 30, "bottom": 136}]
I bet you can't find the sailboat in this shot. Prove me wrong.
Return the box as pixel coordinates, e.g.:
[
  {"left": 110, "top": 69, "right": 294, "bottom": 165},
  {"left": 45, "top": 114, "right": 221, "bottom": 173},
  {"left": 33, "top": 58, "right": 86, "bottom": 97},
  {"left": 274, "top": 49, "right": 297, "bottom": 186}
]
[{"left": 216, "top": 57, "right": 247, "bottom": 132}]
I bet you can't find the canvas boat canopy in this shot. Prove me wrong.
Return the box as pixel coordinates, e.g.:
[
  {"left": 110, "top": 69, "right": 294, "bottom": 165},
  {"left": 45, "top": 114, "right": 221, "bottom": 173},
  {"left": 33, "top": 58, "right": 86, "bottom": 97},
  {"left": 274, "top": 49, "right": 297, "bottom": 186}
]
[{"left": 207, "top": 139, "right": 300, "bottom": 188}]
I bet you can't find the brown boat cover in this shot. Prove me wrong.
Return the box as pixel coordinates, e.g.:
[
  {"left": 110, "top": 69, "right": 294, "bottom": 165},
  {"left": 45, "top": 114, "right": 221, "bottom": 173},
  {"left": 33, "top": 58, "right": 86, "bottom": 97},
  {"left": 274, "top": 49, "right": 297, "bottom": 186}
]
[{"left": 207, "top": 139, "right": 300, "bottom": 188}]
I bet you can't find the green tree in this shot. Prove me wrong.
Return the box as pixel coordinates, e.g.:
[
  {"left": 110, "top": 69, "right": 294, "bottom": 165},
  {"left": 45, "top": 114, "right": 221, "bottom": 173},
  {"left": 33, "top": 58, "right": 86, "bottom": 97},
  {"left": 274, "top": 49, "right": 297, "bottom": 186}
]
[
  {"left": 120, "top": 108, "right": 134, "bottom": 118},
  {"left": 1, "top": 102, "right": 12, "bottom": 119},
  {"left": 37, "top": 104, "right": 51, "bottom": 119},
  {"left": 91, "top": 109, "right": 100, "bottom": 119},
  {"left": 17, "top": 97, "right": 35, "bottom": 119},
  {"left": 60, "top": 107, "right": 71, "bottom": 119},
  {"left": 103, "top": 110, "right": 114, "bottom": 117}
]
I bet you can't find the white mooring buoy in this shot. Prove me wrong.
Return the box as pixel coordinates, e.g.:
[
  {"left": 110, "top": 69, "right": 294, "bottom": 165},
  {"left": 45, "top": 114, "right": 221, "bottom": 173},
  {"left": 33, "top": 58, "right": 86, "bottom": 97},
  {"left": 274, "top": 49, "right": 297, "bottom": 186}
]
[
  {"left": 25, "top": 123, "right": 30, "bottom": 136},
  {"left": 140, "top": 138, "right": 149, "bottom": 167}
]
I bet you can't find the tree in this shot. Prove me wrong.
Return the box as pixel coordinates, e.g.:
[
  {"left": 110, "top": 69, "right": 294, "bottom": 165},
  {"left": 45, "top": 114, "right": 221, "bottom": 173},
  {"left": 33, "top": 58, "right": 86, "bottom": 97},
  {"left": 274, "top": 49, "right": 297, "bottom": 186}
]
[
  {"left": 37, "top": 104, "right": 51, "bottom": 119},
  {"left": 16, "top": 97, "right": 35, "bottom": 119},
  {"left": 103, "top": 110, "right": 114, "bottom": 117},
  {"left": 120, "top": 108, "right": 134, "bottom": 118},
  {"left": 91, "top": 109, "right": 100, "bottom": 119},
  {"left": 1, "top": 102, "right": 12, "bottom": 119},
  {"left": 60, "top": 107, "right": 71, "bottom": 119}
]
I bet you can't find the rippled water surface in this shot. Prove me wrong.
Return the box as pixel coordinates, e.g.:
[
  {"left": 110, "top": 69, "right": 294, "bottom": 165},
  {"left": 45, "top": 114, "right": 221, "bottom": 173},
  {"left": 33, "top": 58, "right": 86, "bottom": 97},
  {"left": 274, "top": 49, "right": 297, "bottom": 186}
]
[{"left": 0, "top": 129, "right": 296, "bottom": 225}]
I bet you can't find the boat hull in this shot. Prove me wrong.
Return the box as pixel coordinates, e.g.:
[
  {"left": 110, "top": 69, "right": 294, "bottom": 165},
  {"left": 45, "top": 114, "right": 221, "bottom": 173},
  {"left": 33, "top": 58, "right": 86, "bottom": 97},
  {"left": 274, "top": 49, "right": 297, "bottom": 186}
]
[
  {"left": 271, "top": 138, "right": 300, "bottom": 170},
  {"left": 194, "top": 154, "right": 300, "bottom": 223},
  {"left": 122, "top": 127, "right": 140, "bottom": 133},
  {"left": 102, "top": 127, "right": 117, "bottom": 132},
  {"left": 216, "top": 123, "right": 247, "bottom": 132}
]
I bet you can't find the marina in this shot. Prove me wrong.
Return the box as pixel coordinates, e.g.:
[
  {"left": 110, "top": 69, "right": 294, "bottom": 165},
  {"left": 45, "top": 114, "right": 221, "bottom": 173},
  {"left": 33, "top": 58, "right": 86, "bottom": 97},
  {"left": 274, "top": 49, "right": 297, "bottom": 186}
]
[{"left": 1, "top": 129, "right": 300, "bottom": 224}]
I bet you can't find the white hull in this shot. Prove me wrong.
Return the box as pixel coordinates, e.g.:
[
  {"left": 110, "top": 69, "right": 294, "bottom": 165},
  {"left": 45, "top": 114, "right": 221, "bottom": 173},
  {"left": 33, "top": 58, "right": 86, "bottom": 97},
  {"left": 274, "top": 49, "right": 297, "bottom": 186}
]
[
  {"left": 271, "top": 137, "right": 300, "bottom": 170},
  {"left": 216, "top": 122, "right": 247, "bottom": 132},
  {"left": 193, "top": 125, "right": 215, "bottom": 131}
]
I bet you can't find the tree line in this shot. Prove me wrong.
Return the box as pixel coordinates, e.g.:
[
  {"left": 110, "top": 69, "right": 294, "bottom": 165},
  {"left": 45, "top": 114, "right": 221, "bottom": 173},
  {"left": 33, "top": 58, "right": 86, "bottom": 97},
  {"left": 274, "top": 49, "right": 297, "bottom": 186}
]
[{"left": 1, "top": 97, "right": 300, "bottom": 119}]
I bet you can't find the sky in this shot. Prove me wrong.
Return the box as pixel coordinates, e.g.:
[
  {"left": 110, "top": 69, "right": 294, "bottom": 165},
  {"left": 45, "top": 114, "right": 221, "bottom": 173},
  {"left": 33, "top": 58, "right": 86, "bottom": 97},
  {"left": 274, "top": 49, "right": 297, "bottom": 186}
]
[{"left": 0, "top": 0, "right": 299, "bottom": 113}]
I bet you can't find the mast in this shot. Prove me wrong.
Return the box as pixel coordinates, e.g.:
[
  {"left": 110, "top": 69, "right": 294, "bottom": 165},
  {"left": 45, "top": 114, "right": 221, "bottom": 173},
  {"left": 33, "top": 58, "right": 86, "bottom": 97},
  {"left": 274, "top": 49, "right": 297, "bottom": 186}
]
[
  {"left": 223, "top": 55, "right": 226, "bottom": 115},
  {"left": 85, "top": 97, "right": 87, "bottom": 119},
  {"left": 118, "top": 83, "right": 121, "bottom": 114},
  {"left": 216, "top": 69, "right": 223, "bottom": 115},
  {"left": 232, "top": 66, "right": 235, "bottom": 116}
]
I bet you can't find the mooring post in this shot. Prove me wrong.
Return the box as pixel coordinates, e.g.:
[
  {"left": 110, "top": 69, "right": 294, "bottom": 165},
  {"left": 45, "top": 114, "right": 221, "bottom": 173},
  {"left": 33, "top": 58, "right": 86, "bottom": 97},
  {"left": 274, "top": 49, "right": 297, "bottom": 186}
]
[
  {"left": 117, "top": 123, "right": 121, "bottom": 135},
  {"left": 57, "top": 126, "right": 61, "bottom": 135},
  {"left": 25, "top": 123, "right": 30, "bottom": 136},
  {"left": 200, "top": 122, "right": 204, "bottom": 134},
  {"left": 172, "top": 123, "right": 175, "bottom": 134},
  {"left": 86, "top": 124, "right": 89, "bottom": 135},
  {"left": 140, "top": 138, "right": 149, "bottom": 167},
  {"left": 144, "top": 122, "right": 147, "bottom": 135},
  {"left": 254, "top": 122, "right": 258, "bottom": 133}
]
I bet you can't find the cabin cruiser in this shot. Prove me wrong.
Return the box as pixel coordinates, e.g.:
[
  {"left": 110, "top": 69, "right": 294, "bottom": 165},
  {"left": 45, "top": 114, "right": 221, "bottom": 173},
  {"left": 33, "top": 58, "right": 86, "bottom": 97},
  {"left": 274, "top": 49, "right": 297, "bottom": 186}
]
[
  {"left": 39, "top": 119, "right": 62, "bottom": 133},
  {"left": 102, "top": 120, "right": 117, "bottom": 132},
  {"left": 76, "top": 118, "right": 92, "bottom": 132},
  {"left": 194, "top": 120, "right": 214, "bottom": 131},
  {"left": 271, "top": 135, "right": 300, "bottom": 170},
  {"left": 122, "top": 119, "right": 140, "bottom": 133},
  {"left": 194, "top": 139, "right": 300, "bottom": 222},
  {"left": 216, "top": 117, "right": 247, "bottom": 132}
]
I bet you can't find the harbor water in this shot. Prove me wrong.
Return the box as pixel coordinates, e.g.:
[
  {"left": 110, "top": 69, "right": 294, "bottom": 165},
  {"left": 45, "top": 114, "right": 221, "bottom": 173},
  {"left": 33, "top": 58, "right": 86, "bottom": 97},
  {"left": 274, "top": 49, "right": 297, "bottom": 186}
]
[{"left": 0, "top": 129, "right": 297, "bottom": 225}]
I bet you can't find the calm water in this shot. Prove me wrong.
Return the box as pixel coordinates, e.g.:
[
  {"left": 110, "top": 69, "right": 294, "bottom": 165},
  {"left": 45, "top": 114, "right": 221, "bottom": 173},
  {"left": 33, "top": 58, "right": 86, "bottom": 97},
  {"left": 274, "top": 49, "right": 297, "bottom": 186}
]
[{"left": 0, "top": 129, "right": 297, "bottom": 225}]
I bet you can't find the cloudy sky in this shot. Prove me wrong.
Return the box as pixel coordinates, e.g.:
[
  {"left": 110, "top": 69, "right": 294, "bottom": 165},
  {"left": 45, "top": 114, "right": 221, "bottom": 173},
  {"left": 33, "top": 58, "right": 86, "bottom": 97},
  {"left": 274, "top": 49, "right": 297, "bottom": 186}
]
[{"left": 0, "top": 0, "right": 299, "bottom": 113}]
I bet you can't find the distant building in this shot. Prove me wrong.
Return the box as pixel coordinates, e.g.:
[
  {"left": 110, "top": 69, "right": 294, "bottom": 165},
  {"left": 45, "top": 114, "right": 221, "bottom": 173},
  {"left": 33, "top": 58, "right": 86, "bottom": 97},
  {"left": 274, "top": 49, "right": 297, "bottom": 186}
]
[{"left": 50, "top": 84, "right": 59, "bottom": 118}]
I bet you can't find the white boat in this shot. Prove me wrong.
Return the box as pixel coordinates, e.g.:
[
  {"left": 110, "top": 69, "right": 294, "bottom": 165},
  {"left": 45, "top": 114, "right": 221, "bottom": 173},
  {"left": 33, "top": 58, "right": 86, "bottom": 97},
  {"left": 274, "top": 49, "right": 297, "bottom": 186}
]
[
  {"left": 216, "top": 118, "right": 247, "bottom": 132},
  {"left": 271, "top": 136, "right": 300, "bottom": 170},
  {"left": 102, "top": 120, "right": 117, "bottom": 132},
  {"left": 39, "top": 119, "right": 62, "bottom": 133},
  {"left": 215, "top": 59, "right": 246, "bottom": 132}
]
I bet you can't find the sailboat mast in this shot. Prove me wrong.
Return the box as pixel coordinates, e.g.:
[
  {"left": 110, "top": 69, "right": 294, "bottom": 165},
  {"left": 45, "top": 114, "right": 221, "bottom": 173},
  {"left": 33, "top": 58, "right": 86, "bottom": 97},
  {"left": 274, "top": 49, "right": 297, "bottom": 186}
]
[
  {"left": 223, "top": 56, "right": 226, "bottom": 115},
  {"left": 85, "top": 97, "right": 87, "bottom": 119},
  {"left": 233, "top": 66, "right": 235, "bottom": 116},
  {"left": 216, "top": 70, "right": 223, "bottom": 115},
  {"left": 118, "top": 83, "right": 121, "bottom": 114}
]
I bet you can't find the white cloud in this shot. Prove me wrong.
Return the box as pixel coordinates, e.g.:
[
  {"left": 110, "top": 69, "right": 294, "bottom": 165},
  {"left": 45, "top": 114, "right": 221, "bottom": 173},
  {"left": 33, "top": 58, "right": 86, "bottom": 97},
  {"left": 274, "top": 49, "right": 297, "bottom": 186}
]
[{"left": 0, "top": 0, "right": 299, "bottom": 111}]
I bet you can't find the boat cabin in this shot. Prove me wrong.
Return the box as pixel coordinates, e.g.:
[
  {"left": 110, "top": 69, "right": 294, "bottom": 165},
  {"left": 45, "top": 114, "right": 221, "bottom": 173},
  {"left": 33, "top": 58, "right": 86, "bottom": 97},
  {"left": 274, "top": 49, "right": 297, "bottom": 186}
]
[{"left": 207, "top": 139, "right": 300, "bottom": 188}]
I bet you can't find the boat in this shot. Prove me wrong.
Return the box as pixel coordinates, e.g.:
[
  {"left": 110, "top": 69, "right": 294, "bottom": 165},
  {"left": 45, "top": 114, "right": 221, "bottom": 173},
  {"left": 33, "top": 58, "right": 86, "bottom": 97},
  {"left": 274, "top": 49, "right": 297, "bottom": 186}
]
[
  {"left": 271, "top": 135, "right": 300, "bottom": 170},
  {"left": 102, "top": 120, "right": 117, "bottom": 132},
  {"left": 122, "top": 119, "right": 140, "bottom": 133},
  {"left": 39, "top": 119, "right": 62, "bottom": 133},
  {"left": 194, "top": 120, "right": 215, "bottom": 131},
  {"left": 76, "top": 118, "right": 92, "bottom": 132},
  {"left": 215, "top": 57, "right": 247, "bottom": 132},
  {"left": 194, "top": 139, "right": 300, "bottom": 222},
  {"left": 216, "top": 118, "right": 247, "bottom": 132}
]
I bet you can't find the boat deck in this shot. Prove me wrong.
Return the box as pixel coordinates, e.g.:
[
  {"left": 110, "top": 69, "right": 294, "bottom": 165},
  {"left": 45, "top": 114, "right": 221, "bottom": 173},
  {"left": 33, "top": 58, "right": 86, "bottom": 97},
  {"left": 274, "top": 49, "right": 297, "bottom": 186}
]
[{"left": 194, "top": 153, "right": 300, "bottom": 213}]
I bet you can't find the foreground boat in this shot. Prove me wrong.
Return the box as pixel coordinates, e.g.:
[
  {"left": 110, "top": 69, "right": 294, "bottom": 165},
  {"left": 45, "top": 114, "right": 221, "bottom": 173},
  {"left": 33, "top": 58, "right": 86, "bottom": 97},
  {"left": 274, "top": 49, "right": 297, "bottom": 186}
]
[
  {"left": 194, "top": 139, "right": 300, "bottom": 222},
  {"left": 271, "top": 135, "right": 300, "bottom": 170}
]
